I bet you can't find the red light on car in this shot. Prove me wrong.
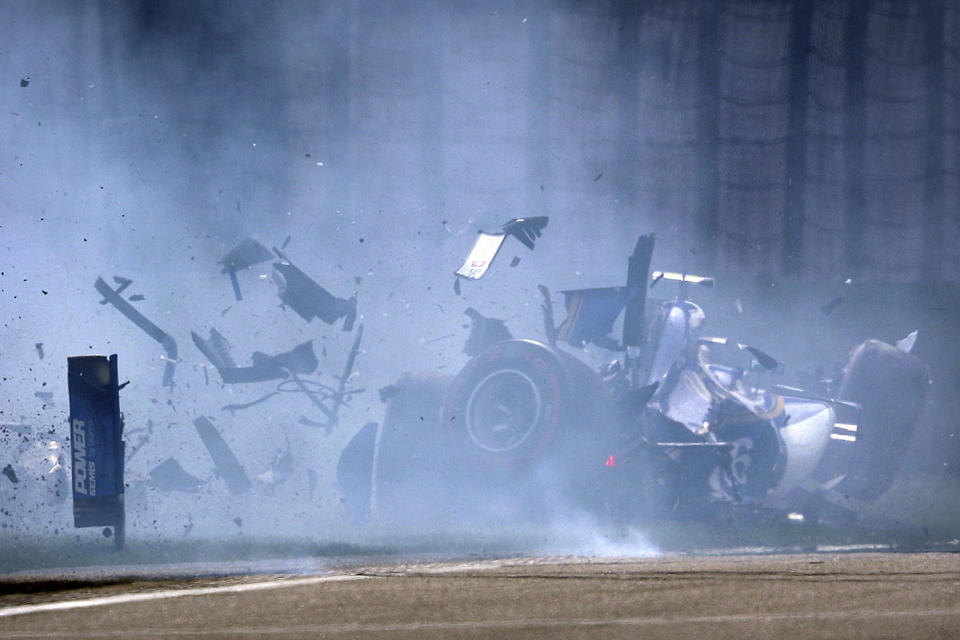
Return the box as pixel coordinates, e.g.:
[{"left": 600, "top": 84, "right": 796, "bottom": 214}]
[{"left": 605, "top": 455, "right": 615, "bottom": 467}]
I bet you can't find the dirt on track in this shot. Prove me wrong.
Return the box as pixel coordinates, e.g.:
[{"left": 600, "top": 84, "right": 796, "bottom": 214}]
[{"left": 2, "top": 552, "right": 960, "bottom": 639}]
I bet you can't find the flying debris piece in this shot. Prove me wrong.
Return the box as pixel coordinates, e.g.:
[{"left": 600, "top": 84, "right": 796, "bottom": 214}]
[
  {"left": 503, "top": 216, "right": 548, "bottom": 250},
  {"left": 820, "top": 296, "right": 846, "bottom": 315},
  {"left": 190, "top": 328, "right": 237, "bottom": 371},
  {"left": 2, "top": 464, "right": 18, "bottom": 483},
  {"left": 463, "top": 308, "right": 513, "bottom": 356},
  {"left": 271, "top": 252, "right": 357, "bottom": 330},
  {"left": 99, "top": 276, "right": 133, "bottom": 304},
  {"left": 257, "top": 445, "right": 294, "bottom": 485},
  {"left": 193, "top": 417, "right": 251, "bottom": 494},
  {"left": 509, "top": 256, "right": 521, "bottom": 267},
  {"left": 895, "top": 330, "right": 919, "bottom": 354},
  {"left": 95, "top": 277, "right": 178, "bottom": 387},
  {"left": 453, "top": 277, "right": 461, "bottom": 295},
  {"left": 326, "top": 324, "right": 364, "bottom": 432},
  {"left": 192, "top": 328, "right": 318, "bottom": 383},
  {"left": 128, "top": 294, "right": 145, "bottom": 302},
  {"left": 378, "top": 384, "right": 401, "bottom": 403},
  {"left": 623, "top": 233, "right": 655, "bottom": 347},
  {"left": 219, "top": 237, "right": 273, "bottom": 301},
  {"left": 35, "top": 342, "right": 44, "bottom": 360},
  {"left": 557, "top": 287, "right": 640, "bottom": 349},
  {"left": 67, "top": 354, "right": 126, "bottom": 549},
  {"left": 20, "top": 77, "right": 29, "bottom": 87},
  {"left": 281, "top": 235, "right": 291, "bottom": 250},
  {"left": 455, "top": 217, "right": 549, "bottom": 281},
  {"left": 149, "top": 457, "right": 203, "bottom": 492}
]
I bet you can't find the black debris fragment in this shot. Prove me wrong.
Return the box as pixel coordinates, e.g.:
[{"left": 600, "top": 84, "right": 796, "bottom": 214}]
[
  {"left": 128, "top": 294, "right": 145, "bottom": 302},
  {"left": 193, "top": 417, "right": 251, "bottom": 494},
  {"left": 2, "top": 464, "right": 18, "bottom": 484},
  {"left": 509, "top": 256, "right": 521, "bottom": 267},
  {"left": 378, "top": 384, "right": 400, "bottom": 403},
  {"left": 219, "top": 237, "right": 273, "bottom": 301},
  {"left": 148, "top": 457, "right": 203, "bottom": 492},
  {"left": 740, "top": 344, "right": 781, "bottom": 372},
  {"left": 463, "top": 308, "right": 513, "bottom": 356},
  {"left": 95, "top": 277, "right": 178, "bottom": 387},
  {"left": 453, "top": 277, "right": 461, "bottom": 295},
  {"left": 820, "top": 296, "right": 846, "bottom": 315},
  {"left": 594, "top": 172, "right": 603, "bottom": 181},
  {"left": 281, "top": 235, "right": 291, "bottom": 250},
  {"left": 271, "top": 249, "right": 356, "bottom": 330},
  {"left": 34, "top": 343, "right": 44, "bottom": 360},
  {"left": 20, "top": 77, "right": 29, "bottom": 87},
  {"left": 502, "top": 217, "right": 549, "bottom": 251}
]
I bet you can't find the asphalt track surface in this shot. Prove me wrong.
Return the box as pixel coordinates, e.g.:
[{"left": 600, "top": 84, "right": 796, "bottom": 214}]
[{"left": 2, "top": 553, "right": 960, "bottom": 639}]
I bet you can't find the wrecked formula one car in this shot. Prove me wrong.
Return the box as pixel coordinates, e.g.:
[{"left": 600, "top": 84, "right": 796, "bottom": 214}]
[{"left": 338, "top": 232, "right": 931, "bottom": 527}]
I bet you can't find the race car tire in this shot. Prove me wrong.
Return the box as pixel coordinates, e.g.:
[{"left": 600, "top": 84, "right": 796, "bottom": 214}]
[
  {"left": 834, "top": 339, "right": 930, "bottom": 501},
  {"left": 443, "top": 339, "right": 613, "bottom": 469}
]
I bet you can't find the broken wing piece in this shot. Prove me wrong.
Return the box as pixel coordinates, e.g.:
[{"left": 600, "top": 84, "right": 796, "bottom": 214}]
[
  {"left": 95, "top": 277, "right": 178, "bottom": 387},
  {"left": 219, "top": 237, "right": 273, "bottom": 301},
  {"left": 272, "top": 261, "right": 357, "bottom": 330},
  {"left": 193, "top": 417, "right": 251, "bottom": 494},
  {"left": 455, "top": 217, "right": 549, "bottom": 281},
  {"left": 455, "top": 231, "right": 507, "bottom": 280},
  {"left": 502, "top": 216, "right": 548, "bottom": 250}
]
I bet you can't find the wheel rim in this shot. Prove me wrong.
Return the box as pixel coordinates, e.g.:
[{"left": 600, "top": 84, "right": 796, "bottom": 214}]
[{"left": 464, "top": 369, "right": 543, "bottom": 453}]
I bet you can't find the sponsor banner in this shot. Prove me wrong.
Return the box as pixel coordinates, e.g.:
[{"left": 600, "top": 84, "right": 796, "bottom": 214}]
[{"left": 68, "top": 355, "right": 124, "bottom": 528}]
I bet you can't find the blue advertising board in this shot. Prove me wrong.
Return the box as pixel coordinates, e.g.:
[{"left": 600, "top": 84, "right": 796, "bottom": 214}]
[{"left": 67, "top": 354, "right": 125, "bottom": 545}]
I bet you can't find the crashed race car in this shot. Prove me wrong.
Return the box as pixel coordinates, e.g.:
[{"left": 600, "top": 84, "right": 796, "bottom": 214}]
[{"left": 338, "top": 229, "right": 931, "bottom": 527}]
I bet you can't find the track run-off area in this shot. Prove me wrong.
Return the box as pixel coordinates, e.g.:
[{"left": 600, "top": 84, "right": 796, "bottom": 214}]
[{"left": 2, "top": 552, "right": 960, "bottom": 638}]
